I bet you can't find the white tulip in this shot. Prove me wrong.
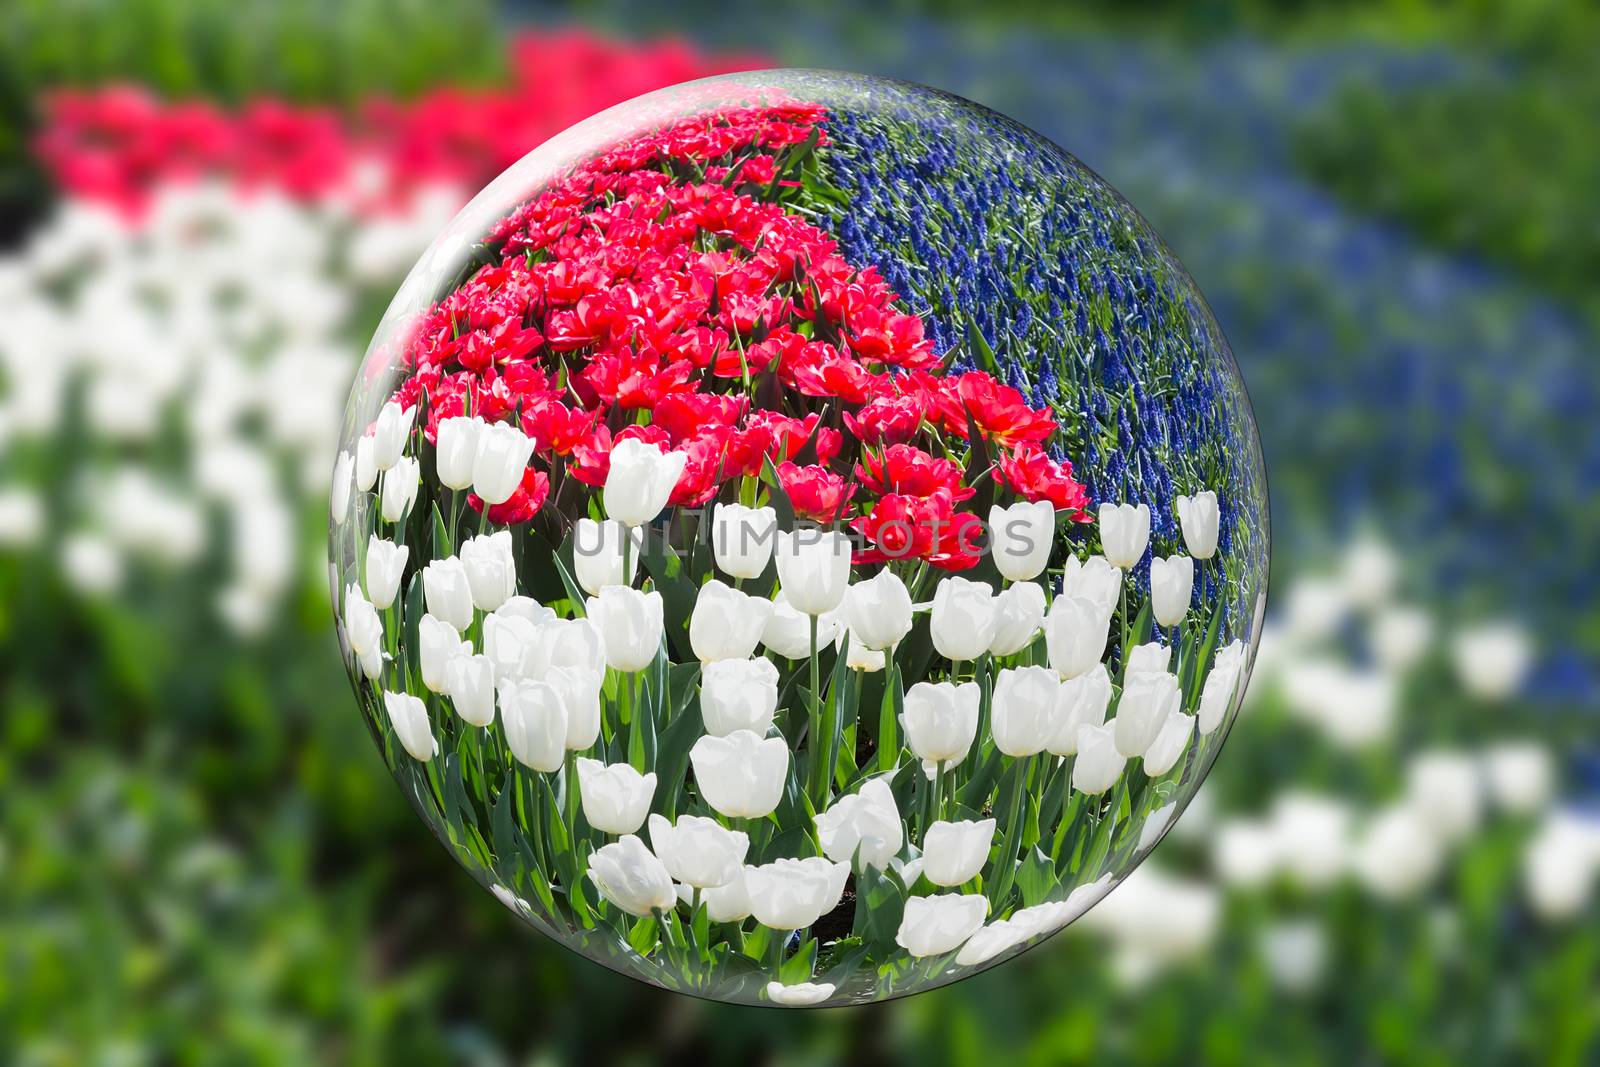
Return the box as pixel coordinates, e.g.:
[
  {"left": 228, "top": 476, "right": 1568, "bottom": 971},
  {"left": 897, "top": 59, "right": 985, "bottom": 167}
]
[
  {"left": 380, "top": 456, "right": 418, "bottom": 522},
  {"left": 471, "top": 420, "right": 537, "bottom": 507},
  {"left": 842, "top": 570, "right": 914, "bottom": 651},
  {"left": 446, "top": 652, "right": 496, "bottom": 727},
  {"left": 418, "top": 613, "right": 467, "bottom": 694},
  {"left": 382, "top": 690, "right": 437, "bottom": 761},
  {"left": 895, "top": 894, "right": 987, "bottom": 958},
  {"left": 576, "top": 759, "right": 656, "bottom": 835},
  {"left": 774, "top": 529, "right": 852, "bottom": 615},
  {"left": 922, "top": 819, "right": 997, "bottom": 887},
  {"left": 434, "top": 415, "right": 482, "bottom": 490},
  {"left": 354, "top": 435, "right": 378, "bottom": 492},
  {"left": 815, "top": 779, "right": 903, "bottom": 870},
  {"left": 690, "top": 579, "right": 774, "bottom": 662},
  {"left": 1061, "top": 554, "right": 1122, "bottom": 613},
  {"left": 989, "top": 500, "right": 1055, "bottom": 582},
  {"left": 991, "top": 665, "right": 1061, "bottom": 757},
  {"left": 1405, "top": 750, "right": 1482, "bottom": 843},
  {"left": 1175, "top": 491, "right": 1219, "bottom": 560},
  {"left": 1523, "top": 815, "right": 1600, "bottom": 920},
  {"left": 956, "top": 917, "right": 1028, "bottom": 966},
  {"left": 702, "top": 867, "right": 753, "bottom": 923},
  {"left": 1046, "top": 664, "right": 1112, "bottom": 755},
  {"left": 1124, "top": 641, "right": 1169, "bottom": 677},
  {"left": 1484, "top": 742, "right": 1553, "bottom": 814},
  {"left": 499, "top": 678, "right": 567, "bottom": 773},
  {"left": 842, "top": 636, "right": 886, "bottom": 672},
  {"left": 1353, "top": 805, "right": 1442, "bottom": 900},
  {"left": 343, "top": 583, "right": 384, "bottom": 680},
  {"left": 586, "top": 834, "right": 676, "bottom": 917},
  {"left": 331, "top": 449, "right": 353, "bottom": 523},
  {"left": 1341, "top": 535, "right": 1399, "bottom": 609},
  {"left": 459, "top": 530, "right": 516, "bottom": 612},
  {"left": 422, "top": 556, "right": 474, "bottom": 632},
  {"left": 1115, "top": 671, "right": 1182, "bottom": 757},
  {"left": 761, "top": 592, "right": 841, "bottom": 658},
  {"left": 700, "top": 657, "right": 780, "bottom": 736},
  {"left": 1149, "top": 554, "right": 1194, "bottom": 629},
  {"left": 1451, "top": 621, "right": 1532, "bottom": 701},
  {"left": 1270, "top": 792, "right": 1352, "bottom": 888},
  {"left": 1098, "top": 501, "right": 1150, "bottom": 568},
  {"left": 930, "top": 576, "right": 998, "bottom": 662},
  {"left": 901, "top": 681, "right": 981, "bottom": 767},
  {"left": 586, "top": 587, "right": 664, "bottom": 673},
  {"left": 1197, "top": 640, "right": 1246, "bottom": 735},
  {"left": 648, "top": 813, "right": 749, "bottom": 889},
  {"left": 766, "top": 981, "right": 835, "bottom": 1006},
  {"left": 712, "top": 503, "right": 778, "bottom": 580},
  {"left": 547, "top": 665, "right": 603, "bottom": 751},
  {"left": 371, "top": 400, "right": 413, "bottom": 471},
  {"left": 1072, "top": 722, "right": 1126, "bottom": 794},
  {"left": 537, "top": 617, "right": 607, "bottom": 678},
  {"left": 1142, "top": 709, "right": 1194, "bottom": 776},
  {"left": 482, "top": 611, "right": 540, "bottom": 681},
  {"left": 603, "top": 438, "right": 687, "bottom": 527},
  {"left": 1045, "top": 594, "right": 1110, "bottom": 679},
  {"left": 1372, "top": 605, "right": 1433, "bottom": 672},
  {"left": 364, "top": 535, "right": 409, "bottom": 610},
  {"left": 745, "top": 856, "right": 848, "bottom": 929},
  {"left": 495, "top": 596, "right": 557, "bottom": 627},
  {"left": 989, "top": 580, "right": 1046, "bottom": 656},
  {"left": 1212, "top": 819, "right": 1279, "bottom": 888},
  {"left": 689, "top": 729, "right": 789, "bottom": 819},
  {"left": 573, "top": 517, "right": 641, "bottom": 595}
]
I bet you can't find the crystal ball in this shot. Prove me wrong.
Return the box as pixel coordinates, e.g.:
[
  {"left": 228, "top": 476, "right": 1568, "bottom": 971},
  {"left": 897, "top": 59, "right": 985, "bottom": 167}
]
[{"left": 329, "top": 69, "right": 1268, "bottom": 1006}]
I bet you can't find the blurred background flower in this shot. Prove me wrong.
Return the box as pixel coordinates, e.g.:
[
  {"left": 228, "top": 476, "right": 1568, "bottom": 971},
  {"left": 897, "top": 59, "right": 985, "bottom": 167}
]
[{"left": 1, "top": 0, "right": 1595, "bottom": 1063}]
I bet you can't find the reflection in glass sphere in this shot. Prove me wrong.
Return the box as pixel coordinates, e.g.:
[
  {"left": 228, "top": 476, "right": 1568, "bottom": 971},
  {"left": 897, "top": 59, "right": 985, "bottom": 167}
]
[{"left": 329, "top": 70, "right": 1268, "bottom": 1007}]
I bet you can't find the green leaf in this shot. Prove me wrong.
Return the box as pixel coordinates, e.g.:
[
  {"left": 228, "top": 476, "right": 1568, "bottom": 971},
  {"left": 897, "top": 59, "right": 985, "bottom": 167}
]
[
  {"left": 779, "top": 937, "right": 819, "bottom": 984},
  {"left": 626, "top": 916, "right": 660, "bottom": 957},
  {"left": 1017, "top": 847, "right": 1060, "bottom": 908},
  {"left": 653, "top": 664, "right": 703, "bottom": 819}
]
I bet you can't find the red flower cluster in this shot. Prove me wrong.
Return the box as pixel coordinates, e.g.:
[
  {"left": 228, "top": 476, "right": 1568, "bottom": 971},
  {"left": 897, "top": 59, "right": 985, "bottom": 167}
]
[
  {"left": 383, "top": 97, "right": 1088, "bottom": 561},
  {"left": 35, "top": 30, "right": 764, "bottom": 217}
]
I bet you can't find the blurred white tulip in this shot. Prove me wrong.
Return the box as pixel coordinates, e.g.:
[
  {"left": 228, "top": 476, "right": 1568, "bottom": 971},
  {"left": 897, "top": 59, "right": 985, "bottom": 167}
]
[
  {"left": 1370, "top": 604, "right": 1433, "bottom": 672},
  {"left": 1483, "top": 741, "right": 1554, "bottom": 814},
  {"left": 1353, "top": 805, "right": 1442, "bottom": 900},
  {"left": 1451, "top": 621, "right": 1532, "bottom": 701},
  {"left": 1405, "top": 750, "right": 1483, "bottom": 843},
  {"left": 330, "top": 450, "right": 354, "bottom": 523},
  {"left": 765, "top": 981, "right": 835, "bottom": 1006}
]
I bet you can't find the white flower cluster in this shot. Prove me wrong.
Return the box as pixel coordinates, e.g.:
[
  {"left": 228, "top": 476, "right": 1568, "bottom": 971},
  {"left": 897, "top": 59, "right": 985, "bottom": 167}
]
[{"left": 0, "top": 180, "right": 461, "bottom": 631}]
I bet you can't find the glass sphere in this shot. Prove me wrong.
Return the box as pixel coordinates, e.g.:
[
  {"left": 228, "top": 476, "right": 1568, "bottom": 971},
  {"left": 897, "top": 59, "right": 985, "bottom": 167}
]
[{"left": 329, "top": 69, "right": 1267, "bottom": 1007}]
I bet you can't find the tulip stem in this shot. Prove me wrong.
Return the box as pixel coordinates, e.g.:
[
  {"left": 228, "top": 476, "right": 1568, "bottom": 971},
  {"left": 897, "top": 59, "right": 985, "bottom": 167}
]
[
  {"left": 1120, "top": 581, "right": 1129, "bottom": 652},
  {"left": 622, "top": 525, "right": 634, "bottom": 590},
  {"left": 771, "top": 928, "right": 788, "bottom": 975},
  {"left": 564, "top": 749, "right": 579, "bottom": 832},
  {"left": 807, "top": 613, "right": 823, "bottom": 808},
  {"left": 932, "top": 759, "right": 947, "bottom": 825}
]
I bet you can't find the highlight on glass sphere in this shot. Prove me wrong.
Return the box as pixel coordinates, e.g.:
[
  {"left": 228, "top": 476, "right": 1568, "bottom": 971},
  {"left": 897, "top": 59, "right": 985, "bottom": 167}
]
[{"left": 328, "top": 69, "right": 1268, "bottom": 1007}]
